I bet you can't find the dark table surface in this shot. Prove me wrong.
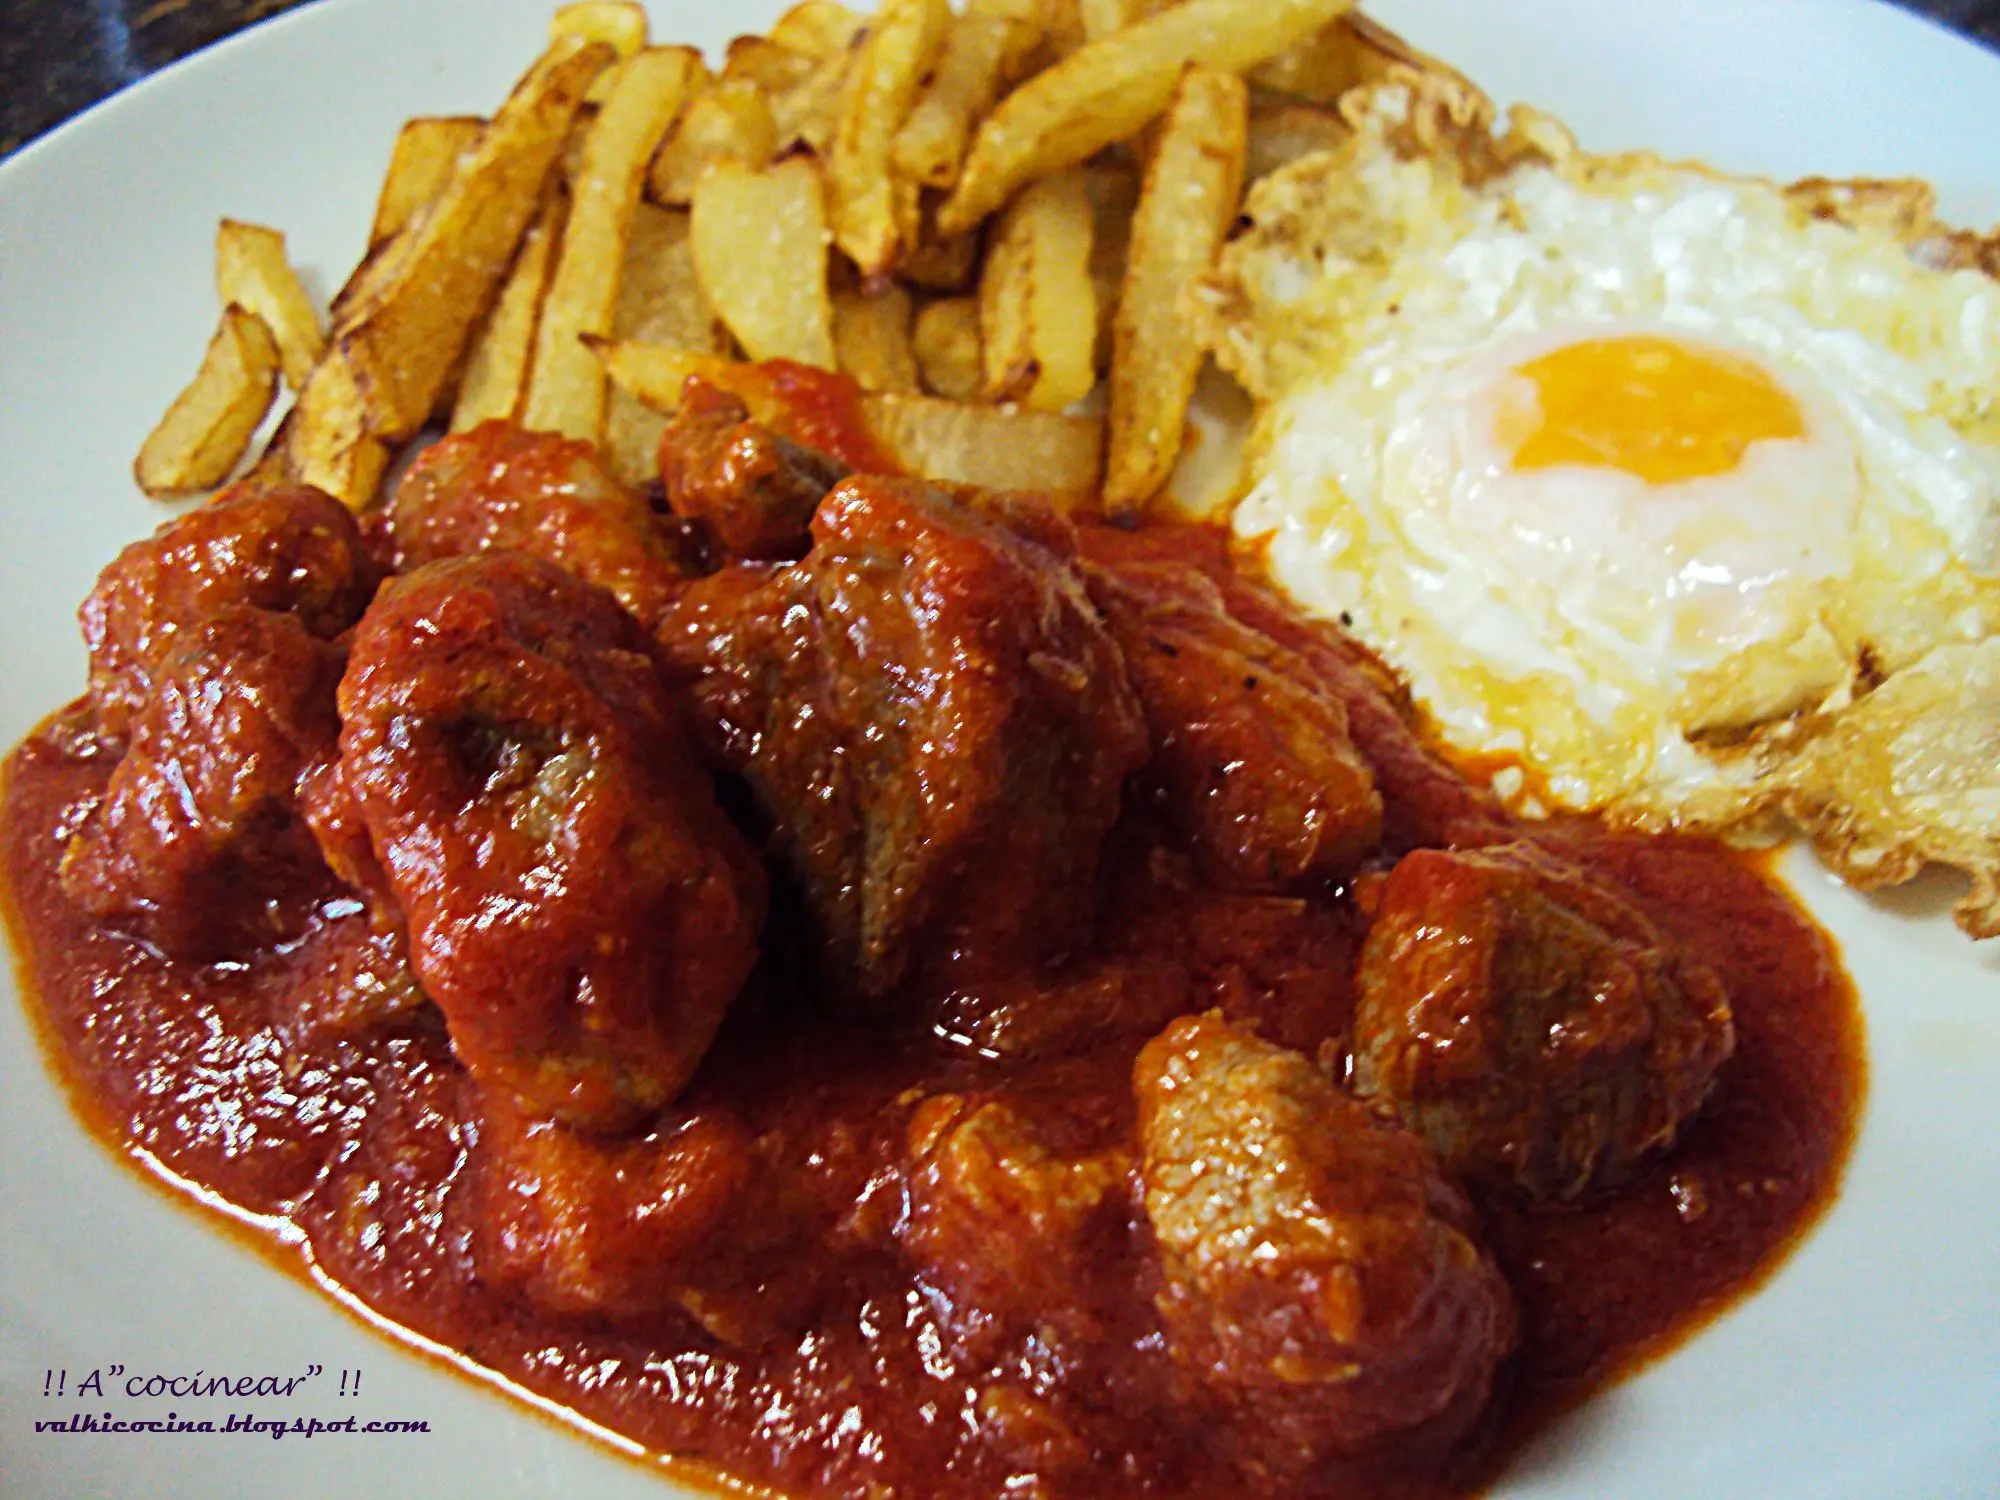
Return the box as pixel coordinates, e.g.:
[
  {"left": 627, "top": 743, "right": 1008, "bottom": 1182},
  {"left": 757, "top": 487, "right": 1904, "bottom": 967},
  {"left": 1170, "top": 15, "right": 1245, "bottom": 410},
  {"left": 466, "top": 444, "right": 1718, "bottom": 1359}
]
[{"left": 2, "top": 0, "right": 1998, "bottom": 159}]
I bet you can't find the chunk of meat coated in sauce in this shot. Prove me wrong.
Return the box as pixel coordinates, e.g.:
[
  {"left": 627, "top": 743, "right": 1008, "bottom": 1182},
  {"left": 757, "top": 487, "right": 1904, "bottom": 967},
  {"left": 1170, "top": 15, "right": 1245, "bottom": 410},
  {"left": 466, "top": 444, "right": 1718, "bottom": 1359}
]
[
  {"left": 1135, "top": 1013, "right": 1515, "bottom": 1473},
  {"left": 475, "top": 1087, "right": 866, "bottom": 1345},
  {"left": 659, "top": 478, "right": 1148, "bottom": 1001},
  {"left": 474, "top": 1097, "right": 747, "bottom": 1317},
  {"left": 337, "top": 553, "right": 765, "bottom": 1132},
  {"left": 899, "top": 1094, "right": 1129, "bottom": 1360},
  {"left": 1352, "top": 842, "right": 1736, "bottom": 1202},
  {"left": 391, "top": 421, "right": 696, "bottom": 630},
  {"left": 60, "top": 607, "right": 344, "bottom": 959},
  {"left": 80, "top": 481, "right": 376, "bottom": 739},
  {"left": 658, "top": 381, "right": 849, "bottom": 561},
  {"left": 1089, "top": 557, "right": 1382, "bottom": 891},
  {"left": 1079, "top": 525, "right": 1507, "bottom": 856}
]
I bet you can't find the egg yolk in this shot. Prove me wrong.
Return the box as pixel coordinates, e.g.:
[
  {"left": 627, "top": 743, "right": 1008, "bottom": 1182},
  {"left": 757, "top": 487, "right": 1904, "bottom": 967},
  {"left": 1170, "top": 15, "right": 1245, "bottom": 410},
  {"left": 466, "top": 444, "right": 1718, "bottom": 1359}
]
[{"left": 1500, "top": 334, "right": 1805, "bottom": 484}]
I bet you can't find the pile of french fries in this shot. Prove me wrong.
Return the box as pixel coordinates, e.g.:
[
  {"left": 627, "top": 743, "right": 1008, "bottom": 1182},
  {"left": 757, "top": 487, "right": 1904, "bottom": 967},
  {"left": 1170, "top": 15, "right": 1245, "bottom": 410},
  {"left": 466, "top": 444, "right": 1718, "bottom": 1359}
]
[{"left": 135, "top": 0, "right": 1445, "bottom": 519}]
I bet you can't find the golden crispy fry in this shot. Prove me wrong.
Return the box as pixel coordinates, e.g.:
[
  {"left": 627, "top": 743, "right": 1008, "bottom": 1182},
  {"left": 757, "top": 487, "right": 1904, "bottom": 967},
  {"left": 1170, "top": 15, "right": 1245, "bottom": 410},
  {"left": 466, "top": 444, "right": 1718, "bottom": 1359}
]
[
  {"left": 978, "top": 166, "right": 1097, "bottom": 411},
  {"left": 281, "top": 34, "right": 612, "bottom": 508},
  {"left": 690, "top": 156, "right": 837, "bottom": 368},
  {"left": 1249, "top": 9, "right": 1458, "bottom": 105},
  {"left": 523, "top": 46, "right": 701, "bottom": 441},
  {"left": 594, "top": 340, "right": 1102, "bottom": 502},
  {"left": 722, "top": 36, "right": 818, "bottom": 94},
  {"left": 616, "top": 202, "right": 727, "bottom": 351},
  {"left": 551, "top": 0, "right": 646, "bottom": 51},
  {"left": 1080, "top": 0, "right": 1165, "bottom": 41},
  {"left": 1035, "top": 0, "right": 1088, "bottom": 63},
  {"left": 899, "top": 196, "right": 982, "bottom": 290},
  {"left": 258, "top": 345, "right": 387, "bottom": 504},
  {"left": 769, "top": 0, "right": 868, "bottom": 57},
  {"left": 1084, "top": 161, "right": 1140, "bottom": 370},
  {"left": 940, "top": 0, "right": 1353, "bottom": 235},
  {"left": 646, "top": 78, "right": 779, "bottom": 207},
  {"left": 552, "top": 0, "right": 650, "bottom": 103},
  {"left": 1104, "top": 66, "right": 1246, "bottom": 516},
  {"left": 830, "top": 0, "right": 951, "bottom": 275},
  {"left": 594, "top": 341, "right": 758, "bottom": 417},
  {"left": 603, "top": 203, "right": 730, "bottom": 483},
  {"left": 833, "top": 285, "right": 920, "bottom": 393},
  {"left": 892, "top": 0, "right": 1045, "bottom": 190},
  {"left": 770, "top": 41, "right": 856, "bottom": 155},
  {"left": 368, "top": 116, "right": 483, "bottom": 250},
  {"left": 134, "top": 305, "right": 282, "bottom": 498},
  {"left": 913, "top": 297, "right": 984, "bottom": 400},
  {"left": 452, "top": 189, "right": 565, "bottom": 432},
  {"left": 863, "top": 391, "right": 1104, "bottom": 504},
  {"left": 1245, "top": 100, "right": 1348, "bottom": 180},
  {"left": 214, "top": 219, "right": 325, "bottom": 391}
]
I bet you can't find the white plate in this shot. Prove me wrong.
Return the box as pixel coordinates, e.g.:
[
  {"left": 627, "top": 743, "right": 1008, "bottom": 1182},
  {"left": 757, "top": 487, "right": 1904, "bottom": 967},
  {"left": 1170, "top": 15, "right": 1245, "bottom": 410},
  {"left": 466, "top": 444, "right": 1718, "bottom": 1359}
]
[{"left": 3, "top": 2, "right": 1999, "bottom": 1496}]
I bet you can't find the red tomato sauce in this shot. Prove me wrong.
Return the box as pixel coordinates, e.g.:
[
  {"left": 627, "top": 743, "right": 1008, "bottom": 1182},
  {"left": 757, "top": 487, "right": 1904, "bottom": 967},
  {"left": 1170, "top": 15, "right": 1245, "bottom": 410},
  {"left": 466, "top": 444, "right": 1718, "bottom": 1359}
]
[{"left": 1, "top": 522, "right": 1863, "bottom": 1499}]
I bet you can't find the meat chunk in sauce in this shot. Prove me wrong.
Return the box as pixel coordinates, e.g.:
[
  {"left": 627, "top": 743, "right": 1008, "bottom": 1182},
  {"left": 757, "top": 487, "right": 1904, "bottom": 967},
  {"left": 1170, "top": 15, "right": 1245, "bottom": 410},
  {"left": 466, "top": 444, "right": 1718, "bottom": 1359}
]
[
  {"left": 660, "top": 479, "right": 1148, "bottom": 1001},
  {"left": 337, "top": 552, "right": 765, "bottom": 1132},
  {"left": 1080, "top": 525, "right": 1507, "bottom": 855},
  {"left": 475, "top": 1097, "right": 751, "bottom": 1319},
  {"left": 475, "top": 1090, "right": 855, "bottom": 1345},
  {"left": 80, "top": 481, "right": 376, "bottom": 739},
  {"left": 390, "top": 421, "right": 696, "bottom": 630},
  {"left": 658, "top": 381, "right": 849, "bottom": 561},
  {"left": 899, "top": 1094, "right": 1129, "bottom": 1359},
  {"left": 1352, "top": 842, "right": 1736, "bottom": 1201},
  {"left": 1089, "top": 557, "right": 1382, "bottom": 891},
  {"left": 60, "top": 607, "right": 344, "bottom": 958},
  {"left": 1135, "top": 1013, "right": 1515, "bottom": 1472}
]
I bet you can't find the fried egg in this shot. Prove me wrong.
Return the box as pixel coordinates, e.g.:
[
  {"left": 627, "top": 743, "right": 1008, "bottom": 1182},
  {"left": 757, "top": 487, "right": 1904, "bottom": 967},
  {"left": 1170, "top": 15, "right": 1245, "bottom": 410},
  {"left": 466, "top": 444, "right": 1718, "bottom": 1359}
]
[{"left": 1204, "top": 68, "right": 2000, "bottom": 933}]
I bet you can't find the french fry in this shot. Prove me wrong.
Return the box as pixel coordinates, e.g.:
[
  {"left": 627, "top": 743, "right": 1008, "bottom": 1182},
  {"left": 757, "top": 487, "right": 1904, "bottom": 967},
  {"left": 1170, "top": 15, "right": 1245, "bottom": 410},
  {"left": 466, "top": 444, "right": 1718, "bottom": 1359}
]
[
  {"left": 690, "top": 157, "right": 837, "bottom": 369},
  {"left": 1249, "top": 9, "right": 1456, "bottom": 105},
  {"left": 594, "top": 341, "right": 764, "bottom": 418},
  {"left": 594, "top": 340, "right": 1103, "bottom": 502},
  {"left": 551, "top": 0, "right": 647, "bottom": 54},
  {"left": 1245, "top": 100, "right": 1348, "bottom": 181},
  {"left": 833, "top": 285, "right": 920, "bottom": 393},
  {"left": 939, "top": 0, "right": 1354, "bottom": 236},
  {"left": 892, "top": 0, "right": 1045, "bottom": 191},
  {"left": 452, "top": 189, "right": 565, "bottom": 431},
  {"left": 280, "top": 356, "right": 391, "bottom": 506},
  {"left": 214, "top": 219, "right": 325, "bottom": 391},
  {"left": 1080, "top": 0, "right": 1164, "bottom": 41},
  {"left": 1104, "top": 65, "right": 1246, "bottom": 516},
  {"left": 913, "top": 296, "right": 984, "bottom": 401},
  {"left": 1084, "top": 161, "right": 1140, "bottom": 371},
  {"left": 829, "top": 0, "right": 950, "bottom": 276},
  {"left": 978, "top": 166, "right": 1097, "bottom": 411},
  {"left": 1035, "top": 0, "right": 1088, "bottom": 63},
  {"left": 646, "top": 79, "right": 779, "bottom": 208},
  {"left": 552, "top": 0, "right": 650, "bottom": 103},
  {"left": 368, "top": 116, "right": 482, "bottom": 250},
  {"left": 134, "top": 305, "right": 282, "bottom": 498},
  {"left": 862, "top": 391, "right": 1104, "bottom": 504},
  {"left": 281, "top": 32, "right": 613, "bottom": 507},
  {"left": 523, "top": 46, "right": 701, "bottom": 441},
  {"left": 616, "top": 203, "right": 728, "bottom": 352},
  {"left": 603, "top": 202, "right": 729, "bottom": 483},
  {"left": 722, "top": 35, "right": 819, "bottom": 94},
  {"left": 770, "top": 42, "right": 856, "bottom": 155},
  {"left": 768, "top": 0, "right": 868, "bottom": 58},
  {"left": 898, "top": 227, "right": 980, "bottom": 291}
]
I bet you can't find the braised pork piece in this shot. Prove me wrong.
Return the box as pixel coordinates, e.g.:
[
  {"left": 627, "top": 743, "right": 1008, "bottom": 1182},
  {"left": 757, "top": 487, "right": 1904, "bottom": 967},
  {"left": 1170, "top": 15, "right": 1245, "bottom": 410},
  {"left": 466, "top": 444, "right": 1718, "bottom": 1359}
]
[{"left": 3, "top": 395, "right": 1860, "bottom": 1499}]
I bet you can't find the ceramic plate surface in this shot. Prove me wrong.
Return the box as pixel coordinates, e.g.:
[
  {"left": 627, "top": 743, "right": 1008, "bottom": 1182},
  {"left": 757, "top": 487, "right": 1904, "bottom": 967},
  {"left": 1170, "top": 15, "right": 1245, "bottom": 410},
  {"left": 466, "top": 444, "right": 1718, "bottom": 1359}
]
[{"left": 3, "top": 2, "right": 1998, "bottom": 1495}]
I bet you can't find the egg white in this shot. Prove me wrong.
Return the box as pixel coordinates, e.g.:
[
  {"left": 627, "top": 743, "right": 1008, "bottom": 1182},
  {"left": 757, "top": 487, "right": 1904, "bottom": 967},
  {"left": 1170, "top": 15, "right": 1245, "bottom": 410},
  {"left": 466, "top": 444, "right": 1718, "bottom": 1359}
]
[{"left": 1220, "top": 84, "right": 2000, "bottom": 831}]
